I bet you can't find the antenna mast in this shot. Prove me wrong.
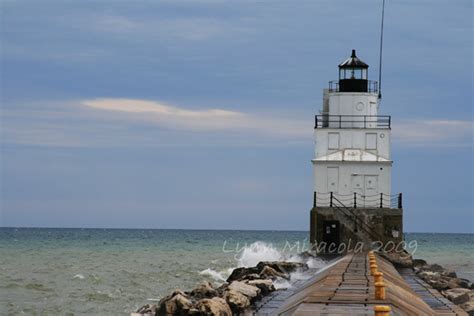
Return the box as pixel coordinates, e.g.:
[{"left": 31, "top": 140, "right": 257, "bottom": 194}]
[{"left": 378, "top": 0, "right": 386, "bottom": 100}]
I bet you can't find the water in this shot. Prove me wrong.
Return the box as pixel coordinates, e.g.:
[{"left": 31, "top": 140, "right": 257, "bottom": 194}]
[{"left": 0, "top": 228, "right": 472, "bottom": 315}]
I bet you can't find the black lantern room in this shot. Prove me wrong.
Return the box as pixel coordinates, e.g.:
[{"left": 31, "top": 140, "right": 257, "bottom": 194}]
[{"left": 338, "top": 49, "right": 369, "bottom": 92}]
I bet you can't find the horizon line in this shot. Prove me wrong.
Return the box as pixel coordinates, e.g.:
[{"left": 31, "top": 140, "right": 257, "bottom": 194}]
[{"left": 0, "top": 226, "right": 472, "bottom": 235}]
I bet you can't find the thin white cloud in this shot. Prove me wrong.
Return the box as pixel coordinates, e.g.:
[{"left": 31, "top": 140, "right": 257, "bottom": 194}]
[
  {"left": 392, "top": 120, "right": 473, "bottom": 147},
  {"left": 2, "top": 99, "right": 472, "bottom": 148},
  {"left": 82, "top": 98, "right": 309, "bottom": 138}
]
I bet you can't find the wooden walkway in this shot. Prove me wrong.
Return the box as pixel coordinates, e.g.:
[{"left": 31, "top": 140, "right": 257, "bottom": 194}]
[{"left": 255, "top": 253, "right": 467, "bottom": 315}]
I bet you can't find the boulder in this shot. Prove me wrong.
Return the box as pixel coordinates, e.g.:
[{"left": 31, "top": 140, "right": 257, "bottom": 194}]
[
  {"left": 425, "top": 263, "right": 445, "bottom": 272},
  {"left": 156, "top": 291, "right": 194, "bottom": 316},
  {"left": 226, "top": 267, "right": 260, "bottom": 283},
  {"left": 228, "top": 281, "right": 261, "bottom": 300},
  {"left": 448, "top": 278, "right": 470, "bottom": 289},
  {"left": 418, "top": 271, "right": 441, "bottom": 282},
  {"left": 380, "top": 251, "right": 413, "bottom": 268},
  {"left": 236, "top": 273, "right": 262, "bottom": 281},
  {"left": 412, "top": 259, "right": 427, "bottom": 268},
  {"left": 442, "top": 288, "right": 471, "bottom": 305},
  {"left": 196, "top": 297, "right": 232, "bottom": 316},
  {"left": 256, "top": 261, "right": 307, "bottom": 274},
  {"left": 226, "top": 261, "right": 307, "bottom": 282},
  {"left": 461, "top": 300, "right": 474, "bottom": 316},
  {"left": 430, "top": 279, "right": 449, "bottom": 291},
  {"left": 136, "top": 304, "right": 158, "bottom": 315},
  {"left": 298, "top": 251, "right": 317, "bottom": 260},
  {"left": 259, "top": 265, "right": 289, "bottom": 280},
  {"left": 246, "top": 279, "right": 275, "bottom": 295},
  {"left": 191, "top": 282, "right": 218, "bottom": 299},
  {"left": 442, "top": 270, "right": 458, "bottom": 278},
  {"left": 223, "top": 289, "right": 250, "bottom": 311}
]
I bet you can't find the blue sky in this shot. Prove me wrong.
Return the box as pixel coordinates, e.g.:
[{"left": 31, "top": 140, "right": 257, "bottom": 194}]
[{"left": 1, "top": 0, "right": 472, "bottom": 233}]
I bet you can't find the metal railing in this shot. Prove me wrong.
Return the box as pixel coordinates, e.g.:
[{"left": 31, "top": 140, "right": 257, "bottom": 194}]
[
  {"left": 314, "top": 115, "right": 391, "bottom": 129},
  {"left": 313, "top": 192, "right": 403, "bottom": 209},
  {"left": 328, "top": 80, "right": 379, "bottom": 93},
  {"left": 330, "top": 195, "right": 386, "bottom": 241}
]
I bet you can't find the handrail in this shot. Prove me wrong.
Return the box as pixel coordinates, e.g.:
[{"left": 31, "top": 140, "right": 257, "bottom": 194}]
[
  {"left": 313, "top": 192, "right": 402, "bottom": 209},
  {"left": 328, "top": 80, "right": 379, "bottom": 93},
  {"left": 331, "top": 196, "right": 385, "bottom": 242},
  {"left": 315, "top": 115, "right": 391, "bottom": 129}
]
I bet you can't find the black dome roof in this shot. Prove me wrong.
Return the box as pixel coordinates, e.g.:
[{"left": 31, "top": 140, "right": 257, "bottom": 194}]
[{"left": 338, "top": 49, "right": 368, "bottom": 68}]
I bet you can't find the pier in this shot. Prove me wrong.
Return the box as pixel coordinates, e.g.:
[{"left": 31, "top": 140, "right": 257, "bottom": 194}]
[{"left": 255, "top": 252, "right": 467, "bottom": 315}]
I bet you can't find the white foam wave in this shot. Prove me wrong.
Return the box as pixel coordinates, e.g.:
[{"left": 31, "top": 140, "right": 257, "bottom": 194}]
[
  {"left": 236, "top": 241, "right": 284, "bottom": 267},
  {"left": 73, "top": 274, "right": 85, "bottom": 280},
  {"left": 273, "top": 278, "right": 292, "bottom": 289},
  {"left": 199, "top": 268, "right": 233, "bottom": 282}
]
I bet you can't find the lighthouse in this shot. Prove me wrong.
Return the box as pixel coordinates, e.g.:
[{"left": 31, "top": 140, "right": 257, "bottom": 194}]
[{"left": 310, "top": 50, "right": 403, "bottom": 251}]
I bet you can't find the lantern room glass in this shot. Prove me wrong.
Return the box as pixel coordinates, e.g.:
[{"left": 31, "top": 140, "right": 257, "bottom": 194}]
[{"left": 339, "top": 68, "right": 367, "bottom": 80}]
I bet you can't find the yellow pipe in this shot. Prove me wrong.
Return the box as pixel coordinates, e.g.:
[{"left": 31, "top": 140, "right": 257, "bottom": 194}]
[
  {"left": 375, "top": 281, "right": 386, "bottom": 300},
  {"left": 370, "top": 263, "right": 378, "bottom": 275},
  {"left": 374, "top": 271, "right": 384, "bottom": 283},
  {"left": 374, "top": 305, "right": 391, "bottom": 315}
]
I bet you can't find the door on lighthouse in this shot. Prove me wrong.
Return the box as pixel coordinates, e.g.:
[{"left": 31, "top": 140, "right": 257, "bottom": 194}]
[
  {"left": 351, "top": 175, "right": 364, "bottom": 206},
  {"left": 327, "top": 167, "right": 339, "bottom": 193},
  {"left": 365, "top": 175, "right": 379, "bottom": 207},
  {"left": 351, "top": 175, "right": 379, "bottom": 207}
]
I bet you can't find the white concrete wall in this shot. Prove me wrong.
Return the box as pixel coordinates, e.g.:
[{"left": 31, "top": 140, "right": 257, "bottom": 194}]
[
  {"left": 313, "top": 162, "right": 392, "bottom": 207},
  {"left": 314, "top": 129, "right": 391, "bottom": 160},
  {"left": 328, "top": 92, "right": 379, "bottom": 128}
]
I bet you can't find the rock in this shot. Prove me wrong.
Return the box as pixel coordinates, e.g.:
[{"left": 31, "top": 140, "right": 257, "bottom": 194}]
[
  {"left": 259, "top": 265, "right": 289, "bottom": 280},
  {"left": 156, "top": 291, "right": 194, "bottom": 316},
  {"left": 412, "top": 259, "right": 427, "bottom": 268},
  {"left": 461, "top": 300, "right": 474, "bottom": 316},
  {"left": 430, "top": 279, "right": 450, "bottom": 291},
  {"left": 226, "top": 267, "right": 260, "bottom": 283},
  {"left": 380, "top": 251, "right": 413, "bottom": 268},
  {"left": 443, "top": 288, "right": 471, "bottom": 305},
  {"left": 237, "top": 273, "right": 262, "bottom": 281},
  {"left": 228, "top": 281, "right": 261, "bottom": 300},
  {"left": 191, "top": 282, "right": 218, "bottom": 299},
  {"left": 425, "top": 263, "right": 445, "bottom": 272},
  {"left": 223, "top": 289, "right": 250, "bottom": 311},
  {"left": 246, "top": 279, "right": 275, "bottom": 295},
  {"left": 442, "top": 270, "right": 457, "bottom": 278},
  {"left": 448, "top": 278, "right": 470, "bottom": 289},
  {"left": 196, "top": 297, "right": 232, "bottom": 316},
  {"left": 256, "top": 261, "right": 307, "bottom": 274},
  {"left": 136, "top": 304, "right": 158, "bottom": 315},
  {"left": 418, "top": 270, "right": 441, "bottom": 282},
  {"left": 226, "top": 261, "right": 307, "bottom": 282},
  {"left": 298, "top": 251, "right": 317, "bottom": 260}
]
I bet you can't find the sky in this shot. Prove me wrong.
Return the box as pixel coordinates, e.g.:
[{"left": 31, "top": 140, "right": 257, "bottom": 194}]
[{"left": 0, "top": 0, "right": 472, "bottom": 233}]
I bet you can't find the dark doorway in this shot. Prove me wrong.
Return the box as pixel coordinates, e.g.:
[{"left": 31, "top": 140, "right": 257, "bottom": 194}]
[{"left": 323, "top": 221, "right": 340, "bottom": 252}]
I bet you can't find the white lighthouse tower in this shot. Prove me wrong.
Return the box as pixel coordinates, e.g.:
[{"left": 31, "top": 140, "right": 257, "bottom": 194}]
[{"left": 310, "top": 50, "right": 402, "bottom": 250}]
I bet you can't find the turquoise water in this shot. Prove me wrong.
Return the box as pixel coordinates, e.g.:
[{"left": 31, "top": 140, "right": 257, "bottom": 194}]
[{"left": 0, "top": 228, "right": 472, "bottom": 315}]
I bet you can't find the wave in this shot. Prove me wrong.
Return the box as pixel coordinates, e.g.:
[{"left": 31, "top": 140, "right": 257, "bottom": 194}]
[
  {"left": 236, "top": 241, "right": 284, "bottom": 267},
  {"left": 199, "top": 268, "right": 234, "bottom": 282},
  {"left": 199, "top": 241, "right": 328, "bottom": 290}
]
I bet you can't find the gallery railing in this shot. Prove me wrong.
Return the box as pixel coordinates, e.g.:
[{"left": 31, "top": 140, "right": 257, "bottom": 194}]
[
  {"left": 314, "top": 115, "right": 391, "bottom": 129},
  {"left": 313, "top": 192, "right": 403, "bottom": 209},
  {"left": 328, "top": 80, "right": 379, "bottom": 93}
]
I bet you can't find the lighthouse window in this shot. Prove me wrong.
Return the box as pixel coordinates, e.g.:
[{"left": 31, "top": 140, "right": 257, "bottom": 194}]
[{"left": 366, "top": 133, "right": 377, "bottom": 150}]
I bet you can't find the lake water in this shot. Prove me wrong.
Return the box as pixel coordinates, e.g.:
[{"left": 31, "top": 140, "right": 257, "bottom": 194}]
[{"left": 0, "top": 228, "right": 472, "bottom": 315}]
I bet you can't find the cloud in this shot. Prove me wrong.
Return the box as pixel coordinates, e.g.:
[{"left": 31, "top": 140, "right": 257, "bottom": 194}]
[
  {"left": 2, "top": 98, "right": 472, "bottom": 148},
  {"left": 82, "top": 98, "right": 309, "bottom": 138},
  {"left": 392, "top": 119, "right": 473, "bottom": 147}
]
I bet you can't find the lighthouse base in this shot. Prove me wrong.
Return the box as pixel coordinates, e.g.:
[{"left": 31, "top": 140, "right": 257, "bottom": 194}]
[{"left": 309, "top": 206, "right": 403, "bottom": 253}]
